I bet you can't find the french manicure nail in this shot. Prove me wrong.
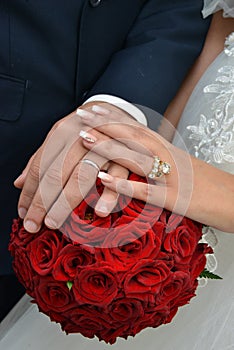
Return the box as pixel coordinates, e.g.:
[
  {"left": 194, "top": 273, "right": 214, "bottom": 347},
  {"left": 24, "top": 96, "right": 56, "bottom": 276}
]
[
  {"left": 98, "top": 171, "right": 113, "bottom": 182},
  {"left": 24, "top": 220, "right": 39, "bottom": 233},
  {"left": 91, "top": 105, "right": 110, "bottom": 115},
  {"left": 18, "top": 207, "right": 27, "bottom": 219},
  {"left": 76, "top": 108, "right": 94, "bottom": 119},
  {"left": 79, "top": 130, "right": 97, "bottom": 143}
]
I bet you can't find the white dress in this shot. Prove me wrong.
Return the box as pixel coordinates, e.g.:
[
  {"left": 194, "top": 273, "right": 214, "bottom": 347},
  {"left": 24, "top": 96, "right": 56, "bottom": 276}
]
[{"left": 1, "top": 2, "right": 234, "bottom": 350}]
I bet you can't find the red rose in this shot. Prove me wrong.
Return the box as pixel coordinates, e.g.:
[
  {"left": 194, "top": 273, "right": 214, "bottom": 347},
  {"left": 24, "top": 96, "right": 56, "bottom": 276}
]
[
  {"left": 170, "top": 279, "right": 198, "bottom": 311},
  {"left": 164, "top": 306, "right": 179, "bottom": 324},
  {"left": 124, "top": 259, "right": 171, "bottom": 300},
  {"left": 73, "top": 264, "right": 119, "bottom": 306},
  {"left": 101, "top": 220, "right": 162, "bottom": 269},
  {"left": 98, "top": 324, "right": 130, "bottom": 345},
  {"left": 157, "top": 271, "right": 191, "bottom": 305},
  {"left": 11, "top": 218, "right": 21, "bottom": 234},
  {"left": 165, "top": 277, "right": 198, "bottom": 323},
  {"left": 49, "top": 311, "right": 68, "bottom": 325},
  {"left": 120, "top": 174, "right": 163, "bottom": 223},
  {"left": 62, "top": 305, "right": 112, "bottom": 339},
  {"left": 131, "top": 305, "right": 170, "bottom": 336},
  {"left": 121, "top": 197, "right": 163, "bottom": 222},
  {"left": 99, "top": 299, "right": 145, "bottom": 343},
  {"left": 62, "top": 214, "right": 113, "bottom": 246},
  {"left": 12, "top": 248, "right": 36, "bottom": 296},
  {"left": 52, "top": 244, "right": 96, "bottom": 281},
  {"left": 9, "top": 218, "right": 36, "bottom": 252},
  {"left": 108, "top": 298, "right": 144, "bottom": 323},
  {"left": 34, "top": 276, "right": 76, "bottom": 313},
  {"left": 27, "top": 230, "right": 64, "bottom": 275},
  {"left": 190, "top": 243, "right": 213, "bottom": 279},
  {"left": 163, "top": 220, "right": 202, "bottom": 265},
  {"left": 61, "top": 179, "right": 120, "bottom": 246}
]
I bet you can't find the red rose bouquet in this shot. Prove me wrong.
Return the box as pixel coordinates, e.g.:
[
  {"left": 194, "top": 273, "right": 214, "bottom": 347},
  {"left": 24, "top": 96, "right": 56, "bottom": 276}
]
[{"left": 9, "top": 174, "right": 212, "bottom": 344}]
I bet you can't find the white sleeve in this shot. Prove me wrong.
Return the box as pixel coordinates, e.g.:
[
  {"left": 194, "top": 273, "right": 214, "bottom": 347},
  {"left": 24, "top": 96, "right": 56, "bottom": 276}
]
[
  {"left": 83, "top": 94, "right": 148, "bottom": 126},
  {"left": 202, "top": 0, "right": 234, "bottom": 18}
]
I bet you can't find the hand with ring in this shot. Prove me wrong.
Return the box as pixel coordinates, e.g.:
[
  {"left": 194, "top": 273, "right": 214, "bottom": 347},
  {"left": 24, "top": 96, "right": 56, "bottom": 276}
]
[
  {"left": 77, "top": 104, "right": 182, "bottom": 214},
  {"left": 77, "top": 104, "right": 234, "bottom": 232},
  {"left": 13, "top": 104, "right": 130, "bottom": 233}
]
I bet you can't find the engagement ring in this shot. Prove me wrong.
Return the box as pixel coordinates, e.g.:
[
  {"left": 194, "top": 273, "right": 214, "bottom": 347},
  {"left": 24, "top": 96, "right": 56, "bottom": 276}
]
[{"left": 147, "top": 156, "right": 171, "bottom": 179}]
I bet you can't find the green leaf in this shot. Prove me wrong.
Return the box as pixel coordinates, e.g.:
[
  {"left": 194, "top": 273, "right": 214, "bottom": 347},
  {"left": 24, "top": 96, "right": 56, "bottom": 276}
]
[
  {"left": 66, "top": 281, "right": 73, "bottom": 291},
  {"left": 199, "top": 268, "right": 222, "bottom": 280}
]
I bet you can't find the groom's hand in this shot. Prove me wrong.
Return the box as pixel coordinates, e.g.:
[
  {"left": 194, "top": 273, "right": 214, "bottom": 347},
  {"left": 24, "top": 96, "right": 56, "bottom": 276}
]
[{"left": 14, "top": 104, "right": 129, "bottom": 233}]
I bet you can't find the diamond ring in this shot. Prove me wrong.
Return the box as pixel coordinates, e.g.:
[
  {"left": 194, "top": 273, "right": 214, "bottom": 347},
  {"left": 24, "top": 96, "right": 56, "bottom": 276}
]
[{"left": 147, "top": 156, "right": 171, "bottom": 179}]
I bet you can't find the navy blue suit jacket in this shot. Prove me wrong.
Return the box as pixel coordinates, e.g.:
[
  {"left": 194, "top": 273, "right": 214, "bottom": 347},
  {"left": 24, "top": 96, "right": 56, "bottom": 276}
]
[{"left": 0, "top": 0, "right": 210, "bottom": 274}]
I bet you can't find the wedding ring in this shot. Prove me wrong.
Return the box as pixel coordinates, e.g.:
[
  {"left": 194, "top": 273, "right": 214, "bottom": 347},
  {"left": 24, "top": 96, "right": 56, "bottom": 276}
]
[
  {"left": 147, "top": 156, "right": 171, "bottom": 179},
  {"left": 80, "top": 159, "right": 100, "bottom": 172}
]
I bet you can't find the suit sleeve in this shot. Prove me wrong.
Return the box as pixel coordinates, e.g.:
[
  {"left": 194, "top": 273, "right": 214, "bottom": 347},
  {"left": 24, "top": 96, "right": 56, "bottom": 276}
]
[{"left": 86, "top": 0, "right": 211, "bottom": 131}]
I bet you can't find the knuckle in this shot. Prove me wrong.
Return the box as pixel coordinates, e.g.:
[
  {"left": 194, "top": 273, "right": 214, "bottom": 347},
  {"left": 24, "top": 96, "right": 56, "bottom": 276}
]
[
  {"left": 47, "top": 122, "right": 63, "bottom": 141},
  {"left": 130, "top": 125, "right": 144, "bottom": 139},
  {"left": 51, "top": 121, "right": 60, "bottom": 131},
  {"left": 50, "top": 198, "right": 76, "bottom": 225},
  {"left": 135, "top": 153, "right": 146, "bottom": 167},
  {"left": 19, "top": 191, "right": 34, "bottom": 207},
  {"left": 77, "top": 167, "right": 90, "bottom": 184},
  {"left": 55, "top": 117, "right": 76, "bottom": 135},
  {"left": 110, "top": 165, "right": 129, "bottom": 178},
  {"left": 96, "top": 139, "right": 113, "bottom": 154},
  {"left": 116, "top": 179, "right": 131, "bottom": 194},
  {"left": 55, "top": 198, "right": 72, "bottom": 214},
  {"left": 44, "top": 167, "right": 62, "bottom": 186},
  {"left": 28, "top": 162, "right": 40, "bottom": 181},
  {"left": 29, "top": 201, "right": 46, "bottom": 216},
  {"left": 53, "top": 118, "right": 67, "bottom": 130},
  {"left": 77, "top": 165, "right": 96, "bottom": 184},
  {"left": 142, "top": 184, "right": 154, "bottom": 202}
]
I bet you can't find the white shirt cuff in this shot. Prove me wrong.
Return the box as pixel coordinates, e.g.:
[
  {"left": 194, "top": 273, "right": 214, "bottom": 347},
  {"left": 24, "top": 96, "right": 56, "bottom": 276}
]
[{"left": 83, "top": 94, "right": 148, "bottom": 126}]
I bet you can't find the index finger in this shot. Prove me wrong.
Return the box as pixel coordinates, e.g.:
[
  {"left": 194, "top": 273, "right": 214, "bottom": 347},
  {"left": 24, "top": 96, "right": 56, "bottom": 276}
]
[{"left": 76, "top": 105, "right": 168, "bottom": 156}]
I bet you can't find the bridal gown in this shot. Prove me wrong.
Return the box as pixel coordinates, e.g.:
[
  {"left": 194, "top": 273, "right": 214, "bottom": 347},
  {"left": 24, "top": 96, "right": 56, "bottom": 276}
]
[{"left": 1, "top": 2, "right": 234, "bottom": 350}]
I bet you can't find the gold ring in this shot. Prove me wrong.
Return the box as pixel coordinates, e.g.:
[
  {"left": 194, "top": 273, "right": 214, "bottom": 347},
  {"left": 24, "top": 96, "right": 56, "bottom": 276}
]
[{"left": 147, "top": 156, "right": 171, "bottom": 179}]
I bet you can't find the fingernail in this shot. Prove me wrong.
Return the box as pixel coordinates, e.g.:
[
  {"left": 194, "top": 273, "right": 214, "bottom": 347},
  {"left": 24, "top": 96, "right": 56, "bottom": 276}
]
[
  {"left": 45, "top": 217, "right": 57, "bottom": 229},
  {"left": 95, "top": 203, "right": 108, "bottom": 214},
  {"left": 76, "top": 108, "right": 94, "bottom": 119},
  {"left": 98, "top": 171, "right": 113, "bottom": 182},
  {"left": 91, "top": 105, "right": 110, "bottom": 115},
  {"left": 79, "top": 130, "right": 97, "bottom": 143},
  {"left": 18, "top": 207, "right": 27, "bottom": 219},
  {"left": 24, "top": 220, "right": 39, "bottom": 233}
]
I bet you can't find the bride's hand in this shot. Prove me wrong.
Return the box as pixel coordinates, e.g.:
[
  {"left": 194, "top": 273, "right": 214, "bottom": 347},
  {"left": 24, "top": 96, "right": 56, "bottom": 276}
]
[
  {"left": 77, "top": 104, "right": 194, "bottom": 217},
  {"left": 77, "top": 104, "right": 234, "bottom": 232}
]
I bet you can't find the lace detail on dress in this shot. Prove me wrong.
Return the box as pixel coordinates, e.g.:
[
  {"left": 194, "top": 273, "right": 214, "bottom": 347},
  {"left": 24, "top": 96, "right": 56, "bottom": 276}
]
[
  {"left": 202, "top": 0, "right": 234, "bottom": 18},
  {"left": 187, "top": 36, "right": 234, "bottom": 164},
  {"left": 224, "top": 32, "right": 234, "bottom": 57},
  {"left": 187, "top": 34, "right": 234, "bottom": 287}
]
